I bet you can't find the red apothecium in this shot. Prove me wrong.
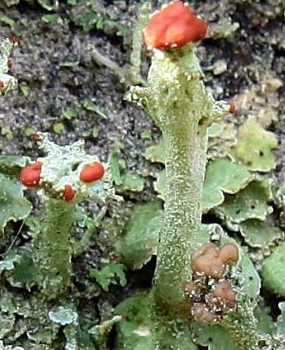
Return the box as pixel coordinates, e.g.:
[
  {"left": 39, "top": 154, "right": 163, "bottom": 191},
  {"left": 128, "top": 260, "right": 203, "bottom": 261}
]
[
  {"left": 143, "top": 1, "right": 208, "bottom": 50},
  {"left": 79, "top": 162, "right": 105, "bottom": 183}
]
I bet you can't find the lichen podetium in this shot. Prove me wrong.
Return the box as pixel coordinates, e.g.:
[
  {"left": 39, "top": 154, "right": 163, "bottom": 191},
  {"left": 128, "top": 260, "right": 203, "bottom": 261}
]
[
  {"left": 20, "top": 133, "right": 113, "bottom": 300},
  {"left": 34, "top": 198, "right": 75, "bottom": 299},
  {"left": 130, "top": 29, "right": 232, "bottom": 314},
  {"left": 128, "top": 2, "right": 234, "bottom": 348},
  {"left": 0, "top": 38, "right": 18, "bottom": 95}
]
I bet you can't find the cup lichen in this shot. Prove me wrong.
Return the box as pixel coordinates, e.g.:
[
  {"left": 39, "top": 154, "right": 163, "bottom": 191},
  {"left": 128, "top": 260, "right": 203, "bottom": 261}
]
[
  {"left": 129, "top": 3, "right": 232, "bottom": 312},
  {"left": 126, "top": 2, "right": 261, "bottom": 349}
]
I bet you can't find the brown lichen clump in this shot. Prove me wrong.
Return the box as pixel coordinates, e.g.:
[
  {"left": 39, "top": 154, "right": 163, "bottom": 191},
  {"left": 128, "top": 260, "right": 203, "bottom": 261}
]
[
  {"left": 207, "top": 280, "right": 236, "bottom": 309},
  {"left": 186, "top": 242, "right": 239, "bottom": 323},
  {"left": 191, "top": 303, "right": 218, "bottom": 323},
  {"left": 183, "top": 281, "right": 198, "bottom": 296},
  {"left": 219, "top": 243, "right": 239, "bottom": 265},
  {"left": 191, "top": 242, "right": 239, "bottom": 279},
  {"left": 191, "top": 243, "right": 226, "bottom": 279}
]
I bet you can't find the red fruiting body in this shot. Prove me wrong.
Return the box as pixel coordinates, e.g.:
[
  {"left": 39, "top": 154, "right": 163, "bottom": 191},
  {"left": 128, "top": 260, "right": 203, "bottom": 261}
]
[
  {"left": 10, "top": 35, "right": 20, "bottom": 45},
  {"left": 31, "top": 133, "right": 42, "bottom": 142},
  {"left": 63, "top": 184, "right": 76, "bottom": 201},
  {"left": 7, "top": 60, "right": 13, "bottom": 69},
  {"left": 0, "top": 81, "right": 4, "bottom": 89},
  {"left": 229, "top": 102, "right": 237, "bottom": 114},
  {"left": 143, "top": 1, "right": 208, "bottom": 50},
  {"left": 20, "top": 161, "right": 42, "bottom": 187},
  {"left": 79, "top": 162, "right": 105, "bottom": 183}
]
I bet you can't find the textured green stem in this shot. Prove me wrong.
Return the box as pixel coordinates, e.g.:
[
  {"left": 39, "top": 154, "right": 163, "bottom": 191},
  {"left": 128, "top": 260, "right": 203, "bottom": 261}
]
[
  {"left": 73, "top": 206, "right": 107, "bottom": 257},
  {"left": 129, "top": 2, "right": 151, "bottom": 85},
  {"left": 137, "top": 45, "right": 214, "bottom": 310},
  {"left": 129, "top": 44, "right": 231, "bottom": 349},
  {"left": 221, "top": 304, "right": 260, "bottom": 350},
  {"left": 154, "top": 122, "right": 207, "bottom": 309},
  {"left": 34, "top": 198, "right": 76, "bottom": 299}
]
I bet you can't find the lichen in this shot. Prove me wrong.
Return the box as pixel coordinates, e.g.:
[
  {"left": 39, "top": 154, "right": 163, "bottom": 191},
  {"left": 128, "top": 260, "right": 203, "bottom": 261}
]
[
  {"left": 129, "top": 43, "right": 232, "bottom": 310},
  {"left": 34, "top": 199, "right": 75, "bottom": 299},
  {"left": 20, "top": 134, "right": 114, "bottom": 299},
  {"left": 0, "top": 38, "right": 17, "bottom": 95}
]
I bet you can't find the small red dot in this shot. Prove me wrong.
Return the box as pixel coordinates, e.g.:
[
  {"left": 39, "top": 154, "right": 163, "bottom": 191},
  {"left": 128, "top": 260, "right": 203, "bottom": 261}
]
[
  {"left": 10, "top": 35, "right": 20, "bottom": 45},
  {"left": 31, "top": 133, "right": 42, "bottom": 142},
  {"left": 229, "top": 102, "right": 237, "bottom": 114},
  {"left": 20, "top": 161, "right": 42, "bottom": 187},
  {"left": 63, "top": 184, "right": 76, "bottom": 201}
]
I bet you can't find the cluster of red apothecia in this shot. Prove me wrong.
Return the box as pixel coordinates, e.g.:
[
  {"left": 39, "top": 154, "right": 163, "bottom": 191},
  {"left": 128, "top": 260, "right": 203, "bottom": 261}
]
[
  {"left": 20, "top": 134, "right": 105, "bottom": 202},
  {"left": 184, "top": 242, "right": 239, "bottom": 322}
]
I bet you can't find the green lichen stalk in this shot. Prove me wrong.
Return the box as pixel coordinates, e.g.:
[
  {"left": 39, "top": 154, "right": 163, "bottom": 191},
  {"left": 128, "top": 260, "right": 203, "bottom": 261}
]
[
  {"left": 221, "top": 304, "right": 260, "bottom": 350},
  {"left": 34, "top": 198, "right": 76, "bottom": 299},
  {"left": 21, "top": 133, "right": 113, "bottom": 299},
  {"left": 0, "top": 38, "right": 17, "bottom": 94},
  {"left": 130, "top": 45, "right": 231, "bottom": 310},
  {"left": 155, "top": 111, "right": 207, "bottom": 309}
]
